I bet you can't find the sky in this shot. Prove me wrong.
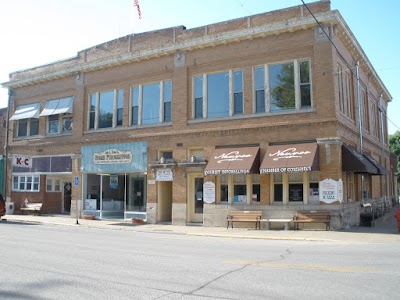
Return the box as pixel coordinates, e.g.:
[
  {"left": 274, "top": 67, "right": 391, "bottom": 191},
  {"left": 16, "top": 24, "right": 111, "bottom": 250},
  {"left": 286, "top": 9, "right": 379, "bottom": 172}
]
[{"left": 0, "top": 0, "right": 399, "bottom": 135}]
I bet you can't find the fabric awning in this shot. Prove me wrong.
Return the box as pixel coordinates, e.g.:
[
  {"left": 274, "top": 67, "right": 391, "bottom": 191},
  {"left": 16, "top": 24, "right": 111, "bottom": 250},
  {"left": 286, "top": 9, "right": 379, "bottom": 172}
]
[
  {"left": 260, "top": 143, "right": 319, "bottom": 173},
  {"left": 9, "top": 103, "right": 40, "bottom": 120},
  {"left": 363, "top": 153, "right": 388, "bottom": 176},
  {"left": 342, "top": 144, "right": 378, "bottom": 174},
  {"left": 39, "top": 97, "right": 73, "bottom": 116},
  {"left": 204, "top": 147, "right": 260, "bottom": 176}
]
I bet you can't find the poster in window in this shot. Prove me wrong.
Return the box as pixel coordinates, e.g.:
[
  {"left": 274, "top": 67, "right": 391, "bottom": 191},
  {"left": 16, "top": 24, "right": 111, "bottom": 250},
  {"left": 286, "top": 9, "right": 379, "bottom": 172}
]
[{"left": 110, "top": 175, "right": 118, "bottom": 189}]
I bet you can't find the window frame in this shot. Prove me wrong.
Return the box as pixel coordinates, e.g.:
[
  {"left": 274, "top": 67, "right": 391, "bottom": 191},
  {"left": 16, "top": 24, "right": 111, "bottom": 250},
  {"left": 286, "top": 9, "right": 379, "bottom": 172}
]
[
  {"left": 193, "top": 69, "right": 243, "bottom": 119},
  {"left": 130, "top": 80, "right": 172, "bottom": 126},
  {"left": 12, "top": 175, "right": 40, "bottom": 192},
  {"left": 46, "top": 178, "right": 61, "bottom": 192},
  {"left": 253, "top": 59, "right": 312, "bottom": 114},
  {"left": 17, "top": 118, "right": 39, "bottom": 138},
  {"left": 88, "top": 89, "right": 124, "bottom": 130}
]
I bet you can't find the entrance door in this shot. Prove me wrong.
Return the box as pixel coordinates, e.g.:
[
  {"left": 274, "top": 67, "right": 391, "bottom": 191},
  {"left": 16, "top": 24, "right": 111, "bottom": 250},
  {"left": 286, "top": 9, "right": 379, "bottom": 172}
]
[
  {"left": 63, "top": 182, "right": 72, "bottom": 213},
  {"left": 188, "top": 174, "right": 204, "bottom": 223}
]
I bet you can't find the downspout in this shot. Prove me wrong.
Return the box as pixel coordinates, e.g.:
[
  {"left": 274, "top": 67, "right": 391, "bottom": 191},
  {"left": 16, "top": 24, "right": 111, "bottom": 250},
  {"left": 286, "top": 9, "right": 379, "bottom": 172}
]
[
  {"left": 355, "top": 61, "right": 364, "bottom": 204},
  {"left": 4, "top": 88, "right": 13, "bottom": 202},
  {"left": 378, "top": 94, "right": 387, "bottom": 203}
]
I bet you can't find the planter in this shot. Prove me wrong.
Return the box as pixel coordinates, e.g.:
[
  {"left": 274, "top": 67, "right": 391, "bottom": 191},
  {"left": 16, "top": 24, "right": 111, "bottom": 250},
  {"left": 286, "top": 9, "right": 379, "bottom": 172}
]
[
  {"left": 84, "top": 215, "right": 96, "bottom": 220},
  {"left": 132, "top": 218, "right": 145, "bottom": 224}
]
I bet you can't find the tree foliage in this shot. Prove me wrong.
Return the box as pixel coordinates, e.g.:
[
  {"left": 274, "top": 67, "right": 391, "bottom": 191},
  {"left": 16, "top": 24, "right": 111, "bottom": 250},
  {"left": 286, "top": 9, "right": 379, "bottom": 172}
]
[{"left": 389, "top": 130, "right": 400, "bottom": 186}]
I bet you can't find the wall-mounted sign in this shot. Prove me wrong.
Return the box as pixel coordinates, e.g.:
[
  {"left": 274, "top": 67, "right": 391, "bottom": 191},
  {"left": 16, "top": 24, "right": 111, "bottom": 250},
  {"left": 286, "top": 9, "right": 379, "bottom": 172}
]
[
  {"left": 93, "top": 149, "right": 132, "bottom": 164},
  {"left": 319, "top": 178, "right": 342, "bottom": 204},
  {"left": 12, "top": 154, "right": 32, "bottom": 168},
  {"left": 156, "top": 169, "right": 173, "bottom": 181},
  {"left": 203, "top": 181, "right": 215, "bottom": 204}
]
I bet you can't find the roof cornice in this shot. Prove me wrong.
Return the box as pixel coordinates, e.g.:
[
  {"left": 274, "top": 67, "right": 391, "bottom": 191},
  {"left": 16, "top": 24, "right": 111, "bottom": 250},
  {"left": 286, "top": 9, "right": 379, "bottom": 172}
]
[{"left": 0, "top": 10, "right": 392, "bottom": 102}]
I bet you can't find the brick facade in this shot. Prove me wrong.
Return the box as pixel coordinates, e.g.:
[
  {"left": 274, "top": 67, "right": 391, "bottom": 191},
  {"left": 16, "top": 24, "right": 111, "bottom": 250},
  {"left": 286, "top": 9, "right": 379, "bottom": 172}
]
[{"left": 1, "top": 1, "right": 396, "bottom": 228}]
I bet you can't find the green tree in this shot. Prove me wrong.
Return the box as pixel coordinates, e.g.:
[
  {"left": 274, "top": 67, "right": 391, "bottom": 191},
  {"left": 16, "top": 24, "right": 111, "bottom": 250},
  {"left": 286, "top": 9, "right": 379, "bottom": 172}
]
[
  {"left": 389, "top": 130, "right": 400, "bottom": 186},
  {"left": 270, "top": 63, "right": 295, "bottom": 110}
]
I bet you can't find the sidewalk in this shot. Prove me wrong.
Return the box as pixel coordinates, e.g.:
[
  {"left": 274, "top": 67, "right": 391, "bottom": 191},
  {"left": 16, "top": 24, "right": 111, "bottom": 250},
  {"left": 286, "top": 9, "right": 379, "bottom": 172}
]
[{"left": 2, "top": 207, "right": 400, "bottom": 243}]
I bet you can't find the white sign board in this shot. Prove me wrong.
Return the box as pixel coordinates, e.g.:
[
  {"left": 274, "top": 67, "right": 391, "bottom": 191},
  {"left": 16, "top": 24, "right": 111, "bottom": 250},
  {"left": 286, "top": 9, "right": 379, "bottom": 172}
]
[
  {"left": 156, "top": 169, "right": 173, "bottom": 181},
  {"left": 203, "top": 181, "right": 215, "bottom": 204},
  {"left": 319, "top": 178, "right": 342, "bottom": 204},
  {"left": 12, "top": 154, "right": 32, "bottom": 168}
]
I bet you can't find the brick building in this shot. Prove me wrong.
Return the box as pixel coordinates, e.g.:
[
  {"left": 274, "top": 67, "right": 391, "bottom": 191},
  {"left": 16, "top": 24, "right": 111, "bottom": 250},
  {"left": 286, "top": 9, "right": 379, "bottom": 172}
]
[{"left": 1, "top": 1, "right": 397, "bottom": 229}]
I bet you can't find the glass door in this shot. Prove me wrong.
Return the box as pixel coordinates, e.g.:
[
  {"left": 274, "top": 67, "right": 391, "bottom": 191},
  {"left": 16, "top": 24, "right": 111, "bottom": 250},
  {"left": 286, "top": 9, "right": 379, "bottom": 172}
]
[{"left": 194, "top": 177, "right": 204, "bottom": 214}]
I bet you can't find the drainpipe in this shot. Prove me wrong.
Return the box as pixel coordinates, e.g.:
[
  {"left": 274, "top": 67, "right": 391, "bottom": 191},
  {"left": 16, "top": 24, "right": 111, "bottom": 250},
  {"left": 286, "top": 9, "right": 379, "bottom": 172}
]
[
  {"left": 355, "top": 61, "right": 364, "bottom": 204},
  {"left": 378, "top": 94, "right": 387, "bottom": 203},
  {"left": 4, "top": 88, "right": 13, "bottom": 202}
]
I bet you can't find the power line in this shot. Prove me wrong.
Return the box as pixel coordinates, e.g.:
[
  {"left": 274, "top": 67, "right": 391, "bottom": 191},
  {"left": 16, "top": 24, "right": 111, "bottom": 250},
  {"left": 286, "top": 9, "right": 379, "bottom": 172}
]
[{"left": 301, "top": 0, "right": 400, "bottom": 135}]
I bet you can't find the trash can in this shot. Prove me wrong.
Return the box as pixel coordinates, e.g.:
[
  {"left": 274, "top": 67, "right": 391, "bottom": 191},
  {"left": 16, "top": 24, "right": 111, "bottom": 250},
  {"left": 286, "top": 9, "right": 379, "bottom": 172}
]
[{"left": 6, "top": 202, "right": 14, "bottom": 215}]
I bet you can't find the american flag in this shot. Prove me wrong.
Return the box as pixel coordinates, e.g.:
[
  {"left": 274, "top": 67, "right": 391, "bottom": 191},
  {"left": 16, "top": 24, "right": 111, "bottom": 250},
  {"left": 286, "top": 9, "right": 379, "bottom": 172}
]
[{"left": 134, "top": 0, "right": 142, "bottom": 19}]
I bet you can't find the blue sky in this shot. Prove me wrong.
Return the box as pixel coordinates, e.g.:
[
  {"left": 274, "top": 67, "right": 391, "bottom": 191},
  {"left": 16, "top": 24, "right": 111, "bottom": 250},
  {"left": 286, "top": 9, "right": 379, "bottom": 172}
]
[{"left": 1, "top": 0, "right": 399, "bottom": 134}]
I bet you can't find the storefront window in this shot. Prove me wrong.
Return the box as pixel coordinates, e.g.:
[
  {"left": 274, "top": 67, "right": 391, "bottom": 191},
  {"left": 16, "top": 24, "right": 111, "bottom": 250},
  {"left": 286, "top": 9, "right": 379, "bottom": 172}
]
[
  {"left": 234, "top": 174, "right": 246, "bottom": 203},
  {"left": 252, "top": 174, "right": 260, "bottom": 202},
  {"left": 274, "top": 173, "right": 283, "bottom": 203},
  {"left": 289, "top": 173, "right": 303, "bottom": 202},
  {"left": 220, "top": 175, "right": 228, "bottom": 202}
]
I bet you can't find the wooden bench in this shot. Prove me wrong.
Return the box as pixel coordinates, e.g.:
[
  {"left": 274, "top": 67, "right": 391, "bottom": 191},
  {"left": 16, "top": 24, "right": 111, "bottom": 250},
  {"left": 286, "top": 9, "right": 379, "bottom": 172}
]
[
  {"left": 226, "top": 210, "right": 262, "bottom": 229},
  {"left": 21, "top": 202, "right": 43, "bottom": 215},
  {"left": 293, "top": 211, "right": 331, "bottom": 231}
]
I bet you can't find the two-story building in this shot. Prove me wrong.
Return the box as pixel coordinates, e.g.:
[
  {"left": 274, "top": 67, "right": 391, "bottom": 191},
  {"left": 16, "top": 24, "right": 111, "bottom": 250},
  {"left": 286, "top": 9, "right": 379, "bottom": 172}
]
[{"left": 1, "top": 0, "right": 397, "bottom": 229}]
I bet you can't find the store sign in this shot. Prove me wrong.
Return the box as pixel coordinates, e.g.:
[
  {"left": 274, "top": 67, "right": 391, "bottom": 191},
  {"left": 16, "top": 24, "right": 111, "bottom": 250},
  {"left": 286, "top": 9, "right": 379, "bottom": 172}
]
[
  {"left": 214, "top": 151, "right": 252, "bottom": 163},
  {"left": 12, "top": 154, "right": 32, "bottom": 168},
  {"left": 203, "top": 182, "right": 215, "bottom": 204},
  {"left": 93, "top": 149, "right": 132, "bottom": 164},
  {"left": 269, "top": 147, "right": 312, "bottom": 161},
  {"left": 156, "top": 169, "right": 173, "bottom": 181},
  {"left": 319, "top": 178, "right": 342, "bottom": 204}
]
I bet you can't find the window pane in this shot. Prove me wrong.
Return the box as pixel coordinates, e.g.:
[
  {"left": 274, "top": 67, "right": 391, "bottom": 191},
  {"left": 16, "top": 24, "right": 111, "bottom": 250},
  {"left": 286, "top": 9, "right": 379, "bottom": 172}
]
[
  {"left": 142, "top": 83, "right": 160, "bottom": 125},
  {"left": 207, "top": 72, "right": 229, "bottom": 118},
  {"left": 98, "top": 90, "right": 114, "bottom": 128},
  {"left": 48, "top": 115, "right": 59, "bottom": 134},
  {"left": 164, "top": 102, "right": 171, "bottom": 122},
  {"left": 255, "top": 90, "right": 265, "bottom": 113},
  {"left": 301, "top": 85, "right": 311, "bottom": 108},
  {"left": 131, "top": 86, "right": 139, "bottom": 125},
  {"left": 289, "top": 184, "right": 303, "bottom": 202},
  {"left": 62, "top": 117, "right": 73, "bottom": 132},
  {"left": 194, "top": 76, "right": 203, "bottom": 119},
  {"left": 46, "top": 179, "right": 52, "bottom": 191},
  {"left": 19, "top": 177, "right": 26, "bottom": 190},
  {"left": 195, "top": 98, "right": 203, "bottom": 119},
  {"left": 30, "top": 119, "right": 39, "bottom": 136},
  {"left": 274, "top": 184, "right": 283, "bottom": 202},
  {"left": 270, "top": 63, "right": 295, "bottom": 111},
  {"left": 89, "top": 93, "right": 96, "bottom": 129},
  {"left": 18, "top": 120, "right": 28, "bottom": 137},
  {"left": 117, "top": 89, "right": 124, "bottom": 126},
  {"left": 27, "top": 177, "right": 32, "bottom": 190},
  {"left": 163, "top": 81, "right": 172, "bottom": 122},
  {"left": 234, "top": 92, "right": 243, "bottom": 115},
  {"left": 300, "top": 61, "right": 310, "bottom": 83},
  {"left": 220, "top": 185, "right": 228, "bottom": 202},
  {"left": 13, "top": 176, "right": 18, "bottom": 190},
  {"left": 254, "top": 67, "right": 265, "bottom": 113}
]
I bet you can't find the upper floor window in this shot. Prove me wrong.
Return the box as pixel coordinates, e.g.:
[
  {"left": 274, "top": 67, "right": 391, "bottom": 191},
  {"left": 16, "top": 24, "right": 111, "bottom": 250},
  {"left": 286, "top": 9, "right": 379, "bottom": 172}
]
[
  {"left": 254, "top": 60, "right": 311, "bottom": 113},
  {"left": 40, "top": 97, "right": 74, "bottom": 135},
  {"left": 9, "top": 103, "right": 40, "bottom": 138},
  {"left": 89, "top": 89, "right": 124, "bottom": 130},
  {"left": 369, "top": 96, "right": 378, "bottom": 137},
  {"left": 193, "top": 70, "right": 243, "bottom": 119},
  {"left": 337, "top": 64, "right": 354, "bottom": 119},
  {"left": 131, "top": 81, "right": 172, "bottom": 126},
  {"left": 361, "top": 88, "right": 369, "bottom": 132}
]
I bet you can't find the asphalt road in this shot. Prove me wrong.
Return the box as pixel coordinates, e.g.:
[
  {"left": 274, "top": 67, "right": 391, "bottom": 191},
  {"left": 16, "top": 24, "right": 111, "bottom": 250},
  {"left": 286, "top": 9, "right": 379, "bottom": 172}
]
[{"left": 0, "top": 222, "right": 399, "bottom": 299}]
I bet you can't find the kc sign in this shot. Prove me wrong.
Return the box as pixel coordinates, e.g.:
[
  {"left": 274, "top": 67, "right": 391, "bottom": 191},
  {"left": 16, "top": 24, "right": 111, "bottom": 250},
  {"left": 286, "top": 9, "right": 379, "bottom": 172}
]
[{"left": 12, "top": 155, "right": 32, "bottom": 168}]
